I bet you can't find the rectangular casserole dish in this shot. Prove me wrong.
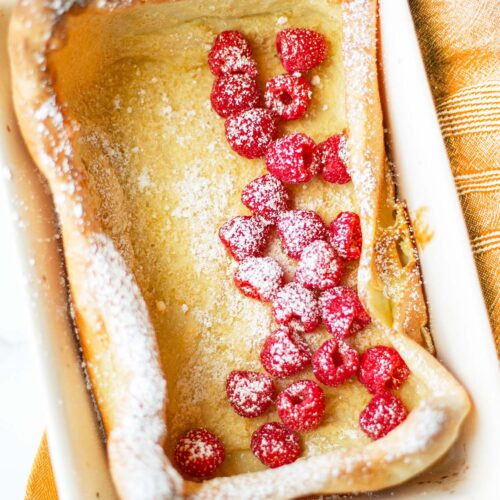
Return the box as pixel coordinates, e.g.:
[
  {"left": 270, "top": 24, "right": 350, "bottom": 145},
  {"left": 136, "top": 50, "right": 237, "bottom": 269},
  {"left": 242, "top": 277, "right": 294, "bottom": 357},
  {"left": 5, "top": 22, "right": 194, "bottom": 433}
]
[{"left": 0, "top": 0, "right": 499, "bottom": 497}]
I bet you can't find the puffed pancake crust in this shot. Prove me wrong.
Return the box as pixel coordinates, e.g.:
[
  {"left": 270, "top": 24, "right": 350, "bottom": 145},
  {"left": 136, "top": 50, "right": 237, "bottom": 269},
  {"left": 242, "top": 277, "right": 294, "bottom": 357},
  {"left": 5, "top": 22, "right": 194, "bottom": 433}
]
[{"left": 9, "top": 0, "right": 470, "bottom": 498}]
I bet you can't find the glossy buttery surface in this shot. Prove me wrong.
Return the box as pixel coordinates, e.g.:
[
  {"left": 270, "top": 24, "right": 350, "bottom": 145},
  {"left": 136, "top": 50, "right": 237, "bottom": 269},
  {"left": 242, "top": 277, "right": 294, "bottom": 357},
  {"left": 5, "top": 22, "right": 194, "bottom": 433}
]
[{"left": 48, "top": 0, "right": 425, "bottom": 477}]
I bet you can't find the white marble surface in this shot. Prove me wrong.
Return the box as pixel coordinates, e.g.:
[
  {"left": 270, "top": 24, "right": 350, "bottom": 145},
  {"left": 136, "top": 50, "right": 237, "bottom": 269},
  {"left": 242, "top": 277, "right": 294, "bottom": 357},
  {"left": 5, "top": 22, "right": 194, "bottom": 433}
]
[{"left": 0, "top": 188, "right": 44, "bottom": 499}]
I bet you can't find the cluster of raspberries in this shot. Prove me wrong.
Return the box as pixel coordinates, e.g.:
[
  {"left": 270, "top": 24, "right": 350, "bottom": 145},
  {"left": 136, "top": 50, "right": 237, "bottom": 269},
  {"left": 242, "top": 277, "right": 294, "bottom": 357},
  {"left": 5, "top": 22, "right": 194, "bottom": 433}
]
[
  {"left": 173, "top": 28, "right": 411, "bottom": 480},
  {"left": 209, "top": 28, "right": 350, "bottom": 185}
]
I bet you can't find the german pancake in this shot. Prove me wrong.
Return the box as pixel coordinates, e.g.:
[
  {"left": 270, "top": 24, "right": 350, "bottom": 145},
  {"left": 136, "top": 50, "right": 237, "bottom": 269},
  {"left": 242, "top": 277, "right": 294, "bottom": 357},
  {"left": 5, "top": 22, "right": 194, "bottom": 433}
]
[{"left": 9, "top": 0, "right": 470, "bottom": 498}]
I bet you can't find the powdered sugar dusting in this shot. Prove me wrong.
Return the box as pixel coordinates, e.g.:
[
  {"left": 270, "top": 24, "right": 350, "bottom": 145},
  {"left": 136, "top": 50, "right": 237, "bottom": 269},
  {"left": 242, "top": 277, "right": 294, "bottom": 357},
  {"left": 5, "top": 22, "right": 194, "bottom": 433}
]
[
  {"left": 32, "top": 92, "right": 84, "bottom": 225},
  {"left": 386, "top": 403, "right": 446, "bottom": 458},
  {"left": 208, "top": 37, "right": 258, "bottom": 78},
  {"left": 272, "top": 282, "right": 321, "bottom": 333},
  {"left": 341, "top": 0, "right": 385, "bottom": 302},
  {"left": 295, "top": 240, "right": 344, "bottom": 290},
  {"left": 277, "top": 379, "right": 325, "bottom": 432},
  {"left": 266, "top": 133, "right": 317, "bottom": 183},
  {"left": 264, "top": 74, "right": 312, "bottom": 120},
  {"left": 225, "top": 108, "right": 278, "bottom": 158},
  {"left": 276, "top": 28, "right": 328, "bottom": 74},
  {"left": 235, "top": 256, "right": 284, "bottom": 302},
  {"left": 226, "top": 371, "right": 275, "bottom": 417},
  {"left": 210, "top": 73, "right": 260, "bottom": 118},
  {"left": 241, "top": 174, "right": 290, "bottom": 223},
  {"left": 277, "top": 210, "right": 327, "bottom": 259},
  {"left": 251, "top": 422, "right": 300, "bottom": 469},
  {"left": 170, "top": 160, "right": 231, "bottom": 274},
  {"left": 260, "top": 325, "right": 312, "bottom": 378},
  {"left": 174, "top": 428, "right": 225, "bottom": 478},
  {"left": 219, "top": 215, "right": 271, "bottom": 261},
  {"left": 84, "top": 233, "right": 182, "bottom": 499},
  {"left": 338, "top": 133, "right": 349, "bottom": 165}
]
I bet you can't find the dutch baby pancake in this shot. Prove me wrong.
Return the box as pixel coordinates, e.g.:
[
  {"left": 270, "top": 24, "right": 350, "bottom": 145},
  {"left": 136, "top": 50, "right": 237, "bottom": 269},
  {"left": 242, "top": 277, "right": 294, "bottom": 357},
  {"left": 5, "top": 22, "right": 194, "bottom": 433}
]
[{"left": 9, "top": 0, "right": 470, "bottom": 498}]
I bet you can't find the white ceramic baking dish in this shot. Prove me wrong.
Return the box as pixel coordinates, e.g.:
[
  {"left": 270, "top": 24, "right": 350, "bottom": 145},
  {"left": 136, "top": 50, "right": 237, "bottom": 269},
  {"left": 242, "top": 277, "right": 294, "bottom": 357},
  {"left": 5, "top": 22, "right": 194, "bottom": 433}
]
[{"left": 0, "top": 0, "right": 498, "bottom": 498}]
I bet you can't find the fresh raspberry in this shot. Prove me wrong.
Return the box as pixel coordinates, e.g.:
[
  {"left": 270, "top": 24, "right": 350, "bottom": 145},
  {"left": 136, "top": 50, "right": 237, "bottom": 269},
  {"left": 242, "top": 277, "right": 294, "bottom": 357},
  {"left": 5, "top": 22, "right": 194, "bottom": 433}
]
[
  {"left": 219, "top": 215, "right": 270, "bottom": 261},
  {"left": 359, "top": 392, "right": 408, "bottom": 440},
  {"left": 208, "top": 30, "right": 258, "bottom": 77},
  {"left": 312, "top": 339, "right": 359, "bottom": 387},
  {"left": 264, "top": 74, "right": 312, "bottom": 120},
  {"left": 328, "top": 212, "right": 362, "bottom": 260},
  {"left": 225, "top": 108, "right": 278, "bottom": 159},
  {"left": 277, "top": 210, "right": 327, "bottom": 259},
  {"left": 174, "top": 428, "right": 225, "bottom": 478},
  {"left": 272, "top": 283, "right": 321, "bottom": 333},
  {"left": 295, "top": 240, "right": 344, "bottom": 291},
  {"left": 312, "top": 134, "right": 351, "bottom": 184},
  {"left": 241, "top": 174, "right": 289, "bottom": 223},
  {"left": 358, "top": 346, "right": 410, "bottom": 394},
  {"left": 265, "top": 133, "right": 317, "bottom": 184},
  {"left": 319, "top": 286, "right": 371, "bottom": 339},
  {"left": 213, "top": 30, "right": 249, "bottom": 48},
  {"left": 276, "top": 380, "right": 325, "bottom": 432},
  {"left": 226, "top": 370, "right": 275, "bottom": 418},
  {"left": 210, "top": 74, "right": 260, "bottom": 118},
  {"left": 276, "top": 28, "right": 328, "bottom": 73},
  {"left": 234, "top": 256, "right": 284, "bottom": 302},
  {"left": 260, "top": 325, "right": 311, "bottom": 378},
  {"left": 251, "top": 422, "right": 300, "bottom": 468},
  {"left": 210, "top": 30, "right": 250, "bottom": 55}
]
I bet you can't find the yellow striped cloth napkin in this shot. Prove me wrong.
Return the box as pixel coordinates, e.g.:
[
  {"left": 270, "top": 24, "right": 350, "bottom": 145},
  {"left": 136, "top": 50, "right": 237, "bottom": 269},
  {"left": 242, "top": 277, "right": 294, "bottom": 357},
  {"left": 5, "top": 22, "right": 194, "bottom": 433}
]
[
  {"left": 25, "top": 0, "right": 499, "bottom": 498},
  {"left": 410, "top": 0, "right": 499, "bottom": 349}
]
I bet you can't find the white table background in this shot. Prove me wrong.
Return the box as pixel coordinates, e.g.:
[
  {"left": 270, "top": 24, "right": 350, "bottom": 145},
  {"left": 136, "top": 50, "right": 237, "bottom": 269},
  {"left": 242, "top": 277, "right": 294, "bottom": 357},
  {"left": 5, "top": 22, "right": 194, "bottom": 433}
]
[{"left": 0, "top": 189, "right": 44, "bottom": 498}]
